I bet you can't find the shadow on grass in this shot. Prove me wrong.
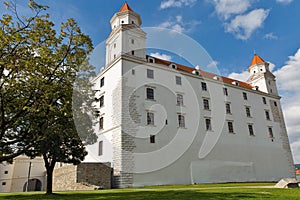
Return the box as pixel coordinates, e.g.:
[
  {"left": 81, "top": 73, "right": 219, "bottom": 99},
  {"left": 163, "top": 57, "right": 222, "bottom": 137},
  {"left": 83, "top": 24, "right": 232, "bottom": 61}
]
[{"left": 0, "top": 190, "right": 274, "bottom": 200}]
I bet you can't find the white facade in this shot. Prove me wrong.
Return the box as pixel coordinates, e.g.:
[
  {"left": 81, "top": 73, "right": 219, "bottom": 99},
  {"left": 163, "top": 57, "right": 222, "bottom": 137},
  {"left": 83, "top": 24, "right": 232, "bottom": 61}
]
[
  {"left": 0, "top": 156, "right": 46, "bottom": 192},
  {"left": 87, "top": 3, "right": 295, "bottom": 187}
]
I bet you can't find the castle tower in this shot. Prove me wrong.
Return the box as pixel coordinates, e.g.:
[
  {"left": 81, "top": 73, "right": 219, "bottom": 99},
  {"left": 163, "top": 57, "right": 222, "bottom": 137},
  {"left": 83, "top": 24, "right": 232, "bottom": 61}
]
[
  {"left": 247, "top": 54, "right": 278, "bottom": 95},
  {"left": 106, "top": 3, "right": 146, "bottom": 65}
]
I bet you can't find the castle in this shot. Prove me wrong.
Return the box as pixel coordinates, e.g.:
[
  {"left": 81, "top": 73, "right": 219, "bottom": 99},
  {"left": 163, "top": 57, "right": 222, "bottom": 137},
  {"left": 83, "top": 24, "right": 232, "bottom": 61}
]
[{"left": 86, "top": 3, "right": 295, "bottom": 188}]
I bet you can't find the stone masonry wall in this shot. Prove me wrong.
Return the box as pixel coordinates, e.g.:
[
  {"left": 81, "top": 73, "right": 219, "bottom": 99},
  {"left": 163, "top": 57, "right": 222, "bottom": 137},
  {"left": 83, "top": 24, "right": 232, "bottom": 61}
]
[{"left": 53, "top": 163, "right": 112, "bottom": 191}]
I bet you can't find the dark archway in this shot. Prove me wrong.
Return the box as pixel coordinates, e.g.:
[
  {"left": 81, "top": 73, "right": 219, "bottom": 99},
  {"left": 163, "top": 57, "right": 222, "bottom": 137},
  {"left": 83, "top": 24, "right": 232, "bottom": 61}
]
[{"left": 23, "top": 178, "right": 42, "bottom": 192}]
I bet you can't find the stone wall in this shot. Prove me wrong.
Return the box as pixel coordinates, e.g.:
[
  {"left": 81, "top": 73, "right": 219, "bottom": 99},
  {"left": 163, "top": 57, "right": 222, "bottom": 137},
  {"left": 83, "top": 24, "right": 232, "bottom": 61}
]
[{"left": 53, "top": 163, "right": 112, "bottom": 191}]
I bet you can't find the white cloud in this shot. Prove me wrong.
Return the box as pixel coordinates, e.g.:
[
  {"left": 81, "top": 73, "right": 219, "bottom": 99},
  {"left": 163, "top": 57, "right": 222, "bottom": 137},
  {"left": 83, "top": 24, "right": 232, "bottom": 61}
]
[
  {"left": 150, "top": 52, "right": 172, "bottom": 61},
  {"left": 276, "top": 0, "right": 293, "bottom": 4},
  {"left": 264, "top": 32, "right": 278, "bottom": 40},
  {"left": 158, "top": 15, "right": 200, "bottom": 33},
  {"left": 228, "top": 70, "right": 249, "bottom": 82},
  {"left": 225, "top": 9, "right": 270, "bottom": 40},
  {"left": 207, "top": 60, "right": 219, "bottom": 69},
  {"left": 213, "top": 0, "right": 250, "bottom": 20},
  {"left": 274, "top": 49, "right": 300, "bottom": 91},
  {"left": 160, "top": 0, "right": 196, "bottom": 9}
]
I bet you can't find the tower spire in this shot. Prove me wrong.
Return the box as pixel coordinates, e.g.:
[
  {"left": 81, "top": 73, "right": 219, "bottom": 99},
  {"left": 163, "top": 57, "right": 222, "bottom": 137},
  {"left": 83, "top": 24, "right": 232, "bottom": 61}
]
[{"left": 119, "top": 2, "right": 134, "bottom": 12}]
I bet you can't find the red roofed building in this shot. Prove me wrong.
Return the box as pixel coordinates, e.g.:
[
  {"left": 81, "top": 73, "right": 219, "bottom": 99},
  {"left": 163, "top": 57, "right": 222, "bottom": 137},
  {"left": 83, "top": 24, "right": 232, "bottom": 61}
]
[{"left": 86, "top": 3, "right": 296, "bottom": 188}]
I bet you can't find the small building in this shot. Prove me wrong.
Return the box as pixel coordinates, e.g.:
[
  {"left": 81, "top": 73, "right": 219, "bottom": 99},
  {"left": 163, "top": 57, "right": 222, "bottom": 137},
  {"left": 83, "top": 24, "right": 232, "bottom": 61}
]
[{"left": 0, "top": 156, "right": 45, "bottom": 193}]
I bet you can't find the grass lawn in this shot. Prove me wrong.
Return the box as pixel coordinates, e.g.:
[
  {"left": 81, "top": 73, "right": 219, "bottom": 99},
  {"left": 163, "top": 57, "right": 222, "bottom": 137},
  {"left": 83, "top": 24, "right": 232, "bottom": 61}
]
[{"left": 0, "top": 183, "right": 299, "bottom": 200}]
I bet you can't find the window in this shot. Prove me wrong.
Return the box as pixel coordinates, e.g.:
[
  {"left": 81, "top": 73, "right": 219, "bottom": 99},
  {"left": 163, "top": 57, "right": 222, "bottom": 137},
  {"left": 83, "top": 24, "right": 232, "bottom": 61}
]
[
  {"left": 99, "top": 117, "right": 104, "bottom": 130},
  {"left": 268, "top": 127, "right": 274, "bottom": 138},
  {"left": 176, "top": 76, "right": 182, "bottom": 85},
  {"left": 243, "top": 92, "right": 248, "bottom": 100},
  {"left": 248, "top": 124, "right": 254, "bottom": 136},
  {"left": 131, "top": 39, "right": 134, "bottom": 44},
  {"left": 177, "top": 94, "right": 184, "bottom": 106},
  {"left": 147, "top": 69, "right": 154, "bottom": 79},
  {"left": 274, "top": 101, "right": 277, "bottom": 107},
  {"left": 121, "top": 20, "right": 124, "bottom": 24},
  {"left": 132, "top": 21, "right": 134, "bottom": 24},
  {"left": 203, "top": 99, "right": 210, "bottom": 110},
  {"left": 178, "top": 114, "right": 185, "bottom": 128},
  {"left": 150, "top": 135, "right": 155, "bottom": 143},
  {"left": 171, "top": 64, "right": 177, "bottom": 69},
  {"left": 149, "top": 58, "right": 154, "bottom": 63},
  {"left": 100, "top": 96, "right": 104, "bottom": 107},
  {"left": 4, "top": 171, "right": 8, "bottom": 174},
  {"left": 98, "top": 141, "right": 103, "bottom": 156},
  {"left": 225, "top": 103, "right": 231, "bottom": 114},
  {"left": 201, "top": 82, "right": 207, "bottom": 91},
  {"left": 223, "top": 88, "right": 228, "bottom": 96},
  {"left": 114, "top": 54, "right": 116, "bottom": 59},
  {"left": 262, "top": 97, "right": 267, "bottom": 104},
  {"left": 246, "top": 107, "right": 251, "bottom": 117},
  {"left": 165, "top": 119, "right": 168, "bottom": 125},
  {"left": 131, "top": 50, "right": 135, "bottom": 56},
  {"left": 228, "top": 121, "right": 234, "bottom": 133},
  {"left": 100, "top": 77, "right": 104, "bottom": 87},
  {"left": 2, "top": 182, "right": 6, "bottom": 186},
  {"left": 205, "top": 118, "right": 212, "bottom": 131},
  {"left": 114, "top": 43, "right": 116, "bottom": 48},
  {"left": 132, "top": 69, "right": 135, "bottom": 75},
  {"left": 265, "top": 110, "right": 270, "bottom": 120},
  {"left": 146, "top": 88, "right": 154, "bottom": 100},
  {"left": 147, "top": 112, "right": 154, "bottom": 125}
]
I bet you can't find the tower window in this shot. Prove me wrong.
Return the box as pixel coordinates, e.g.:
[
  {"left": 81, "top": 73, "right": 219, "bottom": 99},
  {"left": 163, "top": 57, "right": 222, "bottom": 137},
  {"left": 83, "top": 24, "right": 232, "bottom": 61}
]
[
  {"left": 262, "top": 97, "right": 267, "bottom": 104},
  {"left": 274, "top": 101, "right": 277, "bottom": 107},
  {"left": 99, "top": 117, "right": 104, "bottom": 130},
  {"left": 177, "top": 94, "right": 184, "bottom": 106},
  {"left": 4, "top": 171, "right": 8, "bottom": 174},
  {"left": 146, "top": 88, "right": 154, "bottom": 100},
  {"left": 201, "top": 82, "right": 207, "bottom": 91},
  {"left": 2, "top": 182, "right": 6, "bottom": 186},
  {"left": 268, "top": 127, "right": 274, "bottom": 138},
  {"left": 176, "top": 76, "right": 182, "bottom": 85},
  {"left": 114, "top": 54, "right": 116, "bottom": 59},
  {"left": 131, "top": 39, "right": 134, "bottom": 44},
  {"left": 98, "top": 141, "right": 103, "bottom": 156},
  {"left": 203, "top": 99, "right": 210, "bottom": 110},
  {"left": 131, "top": 50, "right": 135, "bottom": 56},
  {"left": 132, "top": 69, "right": 135, "bottom": 75},
  {"left": 147, "top": 112, "right": 154, "bottom": 125},
  {"left": 225, "top": 103, "right": 231, "bottom": 114},
  {"left": 100, "top": 77, "right": 104, "bottom": 87},
  {"left": 147, "top": 69, "right": 154, "bottom": 79},
  {"left": 132, "top": 21, "right": 135, "bottom": 24},
  {"left": 243, "top": 92, "right": 248, "bottom": 100},
  {"left": 121, "top": 20, "right": 124, "bottom": 24},
  {"left": 265, "top": 110, "right": 270, "bottom": 120},
  {"left": 114, "top": 43, "right": 116, "bottom": 48},
  {"left": 100, "top": 95, "right": 104, "bottom": 107},
  {"left": 248, "top": 124, "right": 254, "bottom": 136},
  {"left": 228, "top": 121, "right": 234, "bottom": 133},
  {"left": 205, "top": 118, "right": 212, "bottom": 131},
  {"left": 223, "top": 88, "right": 228, "bottom": 96},
  {"left": 150, "top": 135, "right": 155, "bottom": 143},
  {"left": 246, "top": 107, "right": 251, "bottom": 117},
  {"left": 178, "top": 114, "right": 185, "bottom": 128}
]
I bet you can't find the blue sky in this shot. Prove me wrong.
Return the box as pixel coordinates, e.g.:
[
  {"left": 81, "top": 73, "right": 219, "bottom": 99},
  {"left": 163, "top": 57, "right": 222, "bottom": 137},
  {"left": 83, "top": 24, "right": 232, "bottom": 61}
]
[{"left": 1, "top": 0, "right": 300, "bottom": 163}]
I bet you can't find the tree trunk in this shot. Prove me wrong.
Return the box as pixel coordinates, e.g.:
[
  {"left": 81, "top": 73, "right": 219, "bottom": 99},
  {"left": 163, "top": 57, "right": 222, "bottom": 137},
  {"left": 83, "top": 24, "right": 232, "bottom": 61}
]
[
  {"left": 43, "top": 154, "right": 56, "bottom": 195},
  {"left": 46, "top": 167, "right": 53, "bottom": 194}
]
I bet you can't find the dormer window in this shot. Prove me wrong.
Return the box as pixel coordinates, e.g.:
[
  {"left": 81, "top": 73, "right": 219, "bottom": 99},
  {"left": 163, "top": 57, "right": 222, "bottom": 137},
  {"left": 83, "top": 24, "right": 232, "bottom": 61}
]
[
  {"left": 232, "top": 81, "right": 239, "bottom": 86},
  {"left": 192, "top": 70, "right": 200, "bottom": 75},
  {"left": 148, "top": 58, "right": 155, "bottom": 63},
  {"left": 170, "top": 64, "right": 177, "bottom": 69}
]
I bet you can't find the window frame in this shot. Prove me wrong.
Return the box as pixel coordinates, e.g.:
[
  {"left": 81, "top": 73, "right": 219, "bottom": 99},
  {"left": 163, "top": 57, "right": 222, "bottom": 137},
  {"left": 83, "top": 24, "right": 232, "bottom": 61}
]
[
  {"left": 248, "top": 124, "right": 254, "bottom": 136},
  {"left": 146, "top": 88, "right": 154, "bottom": 100},
  {"left": 150, "top": 135, "right": 155, "bottom": 143},
  {"left": 147, "top": 69, "right": 154, "bottom": 79},
  {"left": 225, "top": 103, "right": 231, "bottom": 114},
  {"left": 245, "top": 107, "right": 251, "bottom": 117},
  {"left": 227, "top": 121, "right": 234, "bottom": 133},
  {"left": 99, "top": 117, "right": 104, "bottom": 130},
  {"left": 201, "top": 82, "right": 207, "bottom": 91},
  {"left": 178, "top": 114, "right": 185, "bottom": 128},
  {"left": 147, "top": 112, "right": 154, "bottom": 126},
  {"left": 175, "top": 76, "right": 182, "bottom": 85},
  {"left": 243, "top": 92, "right": 248, "bottom": 100},
  {"left": 176, "top": 94, "right": 184, "bottom": 106},
  {"left": 205, "top": 118, "right": 212, "bottom": 131},
  {"left": 98, "top": 141, "right": 103, "bottom": 156},
  {"left": 203, "top": 99, "right": 210, "bottom": 110}
]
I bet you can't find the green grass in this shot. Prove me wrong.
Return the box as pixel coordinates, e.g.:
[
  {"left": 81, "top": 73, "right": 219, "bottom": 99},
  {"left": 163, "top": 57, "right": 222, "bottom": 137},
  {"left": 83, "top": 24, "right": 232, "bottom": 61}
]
[{"left": 0, "top": 183, "right": 299, "bottom": 200}]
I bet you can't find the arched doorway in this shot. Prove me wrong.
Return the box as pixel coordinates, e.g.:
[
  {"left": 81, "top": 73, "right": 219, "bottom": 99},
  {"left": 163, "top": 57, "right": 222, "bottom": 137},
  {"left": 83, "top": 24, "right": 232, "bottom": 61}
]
[{"left": 23, "top": 178, "right": 42, "bottom": 192}]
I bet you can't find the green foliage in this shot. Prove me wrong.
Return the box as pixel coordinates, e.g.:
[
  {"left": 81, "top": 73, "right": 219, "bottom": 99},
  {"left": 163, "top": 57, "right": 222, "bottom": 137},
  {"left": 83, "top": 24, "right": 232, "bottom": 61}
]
[{"left": 0, "top": 0, "right": 97, "bottom": 194}]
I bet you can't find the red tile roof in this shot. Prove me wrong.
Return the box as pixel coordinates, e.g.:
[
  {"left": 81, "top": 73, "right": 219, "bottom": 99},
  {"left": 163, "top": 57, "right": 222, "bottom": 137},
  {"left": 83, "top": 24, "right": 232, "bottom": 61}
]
[
  {"left": 250, "top": 54, "right": 265, "bottom": 67},
  {"left": 119, "top": 3, "right": 134, "bottom": 12},
  {"left": 149, "top": 56, "right": 254, "bottom": 90}
]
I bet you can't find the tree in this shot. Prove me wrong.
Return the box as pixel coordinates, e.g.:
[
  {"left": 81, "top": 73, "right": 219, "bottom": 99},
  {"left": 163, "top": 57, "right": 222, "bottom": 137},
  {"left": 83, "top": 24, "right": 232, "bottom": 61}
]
[{"left": 0, "top": 0, "right": 97, "bottom": 194}]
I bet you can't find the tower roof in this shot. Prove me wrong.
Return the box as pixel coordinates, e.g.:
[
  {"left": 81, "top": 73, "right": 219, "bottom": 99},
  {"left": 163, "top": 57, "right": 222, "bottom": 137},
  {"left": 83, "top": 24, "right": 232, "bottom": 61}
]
[
  {"left": 119, "top": 3, "right": 134, "bottom": 12},
  {"left": 250, "top": 54, "right": 265, "bottom": 67}
]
